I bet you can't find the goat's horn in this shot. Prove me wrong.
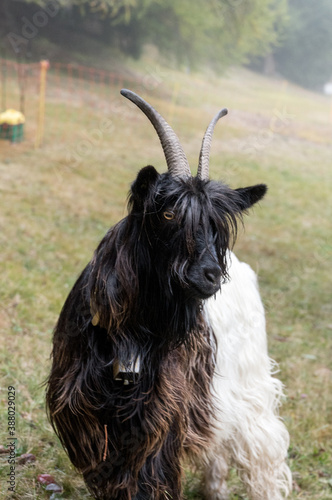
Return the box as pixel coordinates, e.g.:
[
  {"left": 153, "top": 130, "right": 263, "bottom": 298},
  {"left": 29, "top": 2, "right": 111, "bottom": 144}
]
[
  {"left": 121, "top": 89, "right": 191, "bottom": 179},
  {"left": 197, "top": 108, "right": 228, "bottom": 180}
]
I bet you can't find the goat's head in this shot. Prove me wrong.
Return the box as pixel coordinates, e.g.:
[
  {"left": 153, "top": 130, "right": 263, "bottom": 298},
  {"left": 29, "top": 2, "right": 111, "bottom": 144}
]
[{"left": 122, "top": 89, "right": 267, "bottom": 301}]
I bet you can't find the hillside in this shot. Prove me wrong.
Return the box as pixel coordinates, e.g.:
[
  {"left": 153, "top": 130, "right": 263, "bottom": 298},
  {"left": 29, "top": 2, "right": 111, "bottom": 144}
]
[{"left": 0, "top": 60, "right": 331, "bottom": 498}]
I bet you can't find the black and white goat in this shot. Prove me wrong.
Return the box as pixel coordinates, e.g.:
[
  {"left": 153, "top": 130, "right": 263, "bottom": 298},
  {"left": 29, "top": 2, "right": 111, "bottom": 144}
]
[{"left": 46, "top": 90, "right": 292, "bottom": 500}]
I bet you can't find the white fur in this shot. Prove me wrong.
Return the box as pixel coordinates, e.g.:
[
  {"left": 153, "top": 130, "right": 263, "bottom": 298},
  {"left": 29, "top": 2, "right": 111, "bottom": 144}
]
[{"left": 203, "top": 251, "right": 292, "bottom": 499}]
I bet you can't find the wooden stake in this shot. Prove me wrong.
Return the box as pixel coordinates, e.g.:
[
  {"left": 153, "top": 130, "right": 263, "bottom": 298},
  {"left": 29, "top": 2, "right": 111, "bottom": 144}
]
[{"left": 35, "top": 60, "right": 49, "bottom": 149}]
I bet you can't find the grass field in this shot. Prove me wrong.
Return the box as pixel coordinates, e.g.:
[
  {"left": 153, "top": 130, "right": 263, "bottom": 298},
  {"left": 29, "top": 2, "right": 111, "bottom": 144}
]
[{"left": 0, "top": 57, "right": 331, "bottom": 499}]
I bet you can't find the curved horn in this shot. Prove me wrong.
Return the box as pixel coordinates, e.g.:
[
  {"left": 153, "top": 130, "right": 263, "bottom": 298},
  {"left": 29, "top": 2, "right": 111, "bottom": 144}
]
[
  {"left": 197, "top": 108, "right": 228, "bottom": 180},
  {"left": 121, "top": 89, "right": 191, "bottom": 179}
]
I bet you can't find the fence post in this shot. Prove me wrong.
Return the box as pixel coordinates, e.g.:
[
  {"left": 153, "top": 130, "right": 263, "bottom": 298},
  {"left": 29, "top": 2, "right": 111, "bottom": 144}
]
[{"left": 35, "top": 59, "right": 49, "bottom": 148}]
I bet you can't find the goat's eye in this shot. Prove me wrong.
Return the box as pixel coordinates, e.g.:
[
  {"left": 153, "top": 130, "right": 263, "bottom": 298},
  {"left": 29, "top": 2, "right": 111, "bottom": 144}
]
[{"left": 163, "top": 211, "right": 175, "bottom": 221}]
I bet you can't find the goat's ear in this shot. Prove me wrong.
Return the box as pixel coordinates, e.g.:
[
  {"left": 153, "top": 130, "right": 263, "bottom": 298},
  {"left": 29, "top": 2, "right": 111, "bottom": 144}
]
[
  {"left": 234, "top": 184, "right": 267, "bottom": 210},
  {"left": 130, "top": 165, "right": 160, "bottom": 210}
]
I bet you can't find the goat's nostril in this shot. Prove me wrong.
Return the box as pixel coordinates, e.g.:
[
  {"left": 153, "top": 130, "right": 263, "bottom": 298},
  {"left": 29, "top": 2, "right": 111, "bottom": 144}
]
[
  {"left": 204, "top": 267, "right": 221, "bottom": 284},
  {"left": 205, "top": 272, "right": 216, "bottom": 283}
]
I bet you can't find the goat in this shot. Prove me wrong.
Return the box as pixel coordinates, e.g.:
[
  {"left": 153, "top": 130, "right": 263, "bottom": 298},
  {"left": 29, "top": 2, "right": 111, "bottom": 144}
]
[{"left": 46, "top": 89, "right": 292, "bottom": 500}]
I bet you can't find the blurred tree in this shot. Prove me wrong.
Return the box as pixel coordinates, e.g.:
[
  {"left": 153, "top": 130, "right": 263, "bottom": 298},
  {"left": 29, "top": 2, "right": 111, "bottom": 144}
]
[
  {"left": 0, "top": 0, "right": 288, "bottom": 69},
  {"left": 133, "top": 0, "right": 288, "bottom": 68},
  {"left": 272, "top": 0, "right": 332, "bottom": 89}
]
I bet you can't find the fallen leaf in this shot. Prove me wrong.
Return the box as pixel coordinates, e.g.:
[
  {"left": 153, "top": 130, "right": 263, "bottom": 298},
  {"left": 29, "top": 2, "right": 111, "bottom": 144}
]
[
  {"left": 38, "top": 474, "right": 56, "bottom": 485},
  {"left": 38, "top": 474, "right": 63, "bottom": 495},
  {"left": 0, "top": 445, "right": 8, "bottom": 454},
  {"left": 274, "top": 335, "right": 290, "bottom": 342},
  {"left": 18, "top": 453, "right": 36, "bottom": 465},
  {"left": 46, "top": 483, "right": 63, "bottom": 493}
]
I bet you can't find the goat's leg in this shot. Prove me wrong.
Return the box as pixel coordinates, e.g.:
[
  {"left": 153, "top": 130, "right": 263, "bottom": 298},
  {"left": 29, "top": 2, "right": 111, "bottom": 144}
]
[{"left": 203, "top": 453, "right": 229, "bottom": 500}]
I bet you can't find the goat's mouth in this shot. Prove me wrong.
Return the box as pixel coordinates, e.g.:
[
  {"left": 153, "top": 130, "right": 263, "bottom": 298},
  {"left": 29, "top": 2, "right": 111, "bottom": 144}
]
[{"left": 186, "top": 279, "right": 221, "bottom": 300}]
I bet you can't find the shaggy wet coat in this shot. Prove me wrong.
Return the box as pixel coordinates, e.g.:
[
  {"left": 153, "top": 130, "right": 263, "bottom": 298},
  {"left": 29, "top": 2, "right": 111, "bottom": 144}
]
[{"left": 47, "top": 90, "right": 291, "bottom": 500}]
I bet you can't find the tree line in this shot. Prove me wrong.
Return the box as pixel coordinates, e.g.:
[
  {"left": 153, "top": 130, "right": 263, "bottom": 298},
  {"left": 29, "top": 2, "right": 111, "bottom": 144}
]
[{"left": 1, "top": 0, "right": 331, "bottom": 90}]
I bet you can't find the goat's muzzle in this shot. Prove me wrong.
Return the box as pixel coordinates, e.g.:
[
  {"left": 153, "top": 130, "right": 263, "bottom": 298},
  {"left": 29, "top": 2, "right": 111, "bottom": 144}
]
[
  {"left": 187, "top": 260, "right": 222, "bottom": 299},
  {"left": 184, "top": 228, "right": 222, "bottom": 299}
]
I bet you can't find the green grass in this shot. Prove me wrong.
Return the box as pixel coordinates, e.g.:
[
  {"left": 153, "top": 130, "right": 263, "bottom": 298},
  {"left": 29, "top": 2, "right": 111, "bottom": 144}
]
[{"left": 0, "top": 57, "right": 331, "bottom": 499}]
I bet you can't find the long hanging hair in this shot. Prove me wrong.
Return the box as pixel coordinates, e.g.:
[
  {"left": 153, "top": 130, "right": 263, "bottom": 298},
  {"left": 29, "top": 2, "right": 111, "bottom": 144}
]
[{"left": 46, "top": 90, "right": 267, "bottom": 500}]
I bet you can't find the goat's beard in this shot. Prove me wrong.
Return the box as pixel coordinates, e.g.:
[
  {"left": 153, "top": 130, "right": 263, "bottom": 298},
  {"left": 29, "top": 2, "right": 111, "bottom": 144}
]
[
  {"left": 85, "top": 219, "right": 214, "bottom": 351},
  {"left": 90, "top": 263, "right": 205, "bottom": 351}
]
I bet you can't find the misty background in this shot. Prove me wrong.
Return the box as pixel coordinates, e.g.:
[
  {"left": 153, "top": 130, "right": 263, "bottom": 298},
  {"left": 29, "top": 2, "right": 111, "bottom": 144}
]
[
  {"left": 1, "top": 0, "right": 332, "bottom": 92},
  {"left": 0, "top": 1, "right": 332, "bottom": 499}
]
